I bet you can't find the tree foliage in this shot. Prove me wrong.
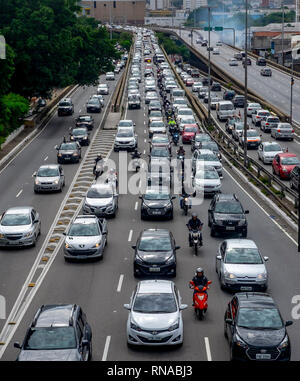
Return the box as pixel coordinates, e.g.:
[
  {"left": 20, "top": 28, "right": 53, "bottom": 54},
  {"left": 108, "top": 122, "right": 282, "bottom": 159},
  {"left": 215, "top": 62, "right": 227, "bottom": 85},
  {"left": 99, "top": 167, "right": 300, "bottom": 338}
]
[{"left": 156, "top": 33, "right": 190, "bottom": 61}]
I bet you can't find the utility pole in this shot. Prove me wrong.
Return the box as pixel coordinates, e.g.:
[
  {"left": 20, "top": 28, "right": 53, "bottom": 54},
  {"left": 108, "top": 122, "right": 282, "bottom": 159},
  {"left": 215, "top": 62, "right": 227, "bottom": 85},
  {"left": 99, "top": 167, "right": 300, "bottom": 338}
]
[
  {"left": 109, "top": 1, "right": 112, "bottom": 40},
  {"left": 208, "top": 6, "right": 212, "bottom": 124},
  {"left": 290, "top": 52, "right": 294, "bottom": 126},
  {"left": 244, "top": 0, "right": 248, "bottom": 168},
  {"left": 281, "top": 2, "right": 285, "bottom": 66}
]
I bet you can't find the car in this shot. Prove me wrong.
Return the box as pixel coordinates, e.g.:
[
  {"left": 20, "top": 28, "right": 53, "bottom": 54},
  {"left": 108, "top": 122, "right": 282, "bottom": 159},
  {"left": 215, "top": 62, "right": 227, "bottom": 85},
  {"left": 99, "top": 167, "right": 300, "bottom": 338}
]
[
  {"left": 83, "top": 183, "right": 118, "bottom": 217},
  {"left": 260, "top": 115, "right": 280, "bottom": 132},
  {"left": 216, "top": 101, "right": 235, "bottom": 121},
  {"left": 128, "top": 94, "right": 141, "bottom": 109},
  {"left": 196, "top": 38, "right": 202, "bottom": 44},
  {"left": 75, "top": 115, "right": 94, "bottom": 130},
  {"left": 114, "top": 65, "right": 121, "bottom": 74},
  {"left": 192, "top": 166, "right": 221, "bottom": 196},
  {"left": 34, "top": 164, "right": 65, "bottom": 193},
  {"left": 114, "top": 127, "right": 137, "bottom": 152},
  {"left": 239, "top": 129, "right": 261, "bottom": 149},
  {"left": 148, "top": 110, "right": 163, "bottom": 124},
  {"left": 106, "top": 71, "right": 115, "bottom": 80},
  {"left": 140, "top": 189, "right": 175, "bottom": 220},
  {"left": 118, "top": 119, "right": 135, "bottom": 129},
  {"left": 57, "top": 98, "right": 74, "bottom": 116},
  {"left": 192, "top": 82, "right": 202, "bottom": 92},
  {"left": 150, "top": 134, "right": 171, "bottom": 153},
  {"left": 207, "top": 46, "right": 214, "bottom": 51},
  {"left": 145, "top": 91, "right": 159, "bottom": 104},
  {"left": 165, "top": 81, "right": 178, "bottom": 93},
  {"left": 128, "top": 88, "right": 140, "bottom": 97},
  {"left": 70, "top": 127, "right": 90, "bottom": 146},
  {"left": 256, "top": 57, "right": 267, "bottom": 66},
  {"left": 258, "top": 142, "right": 283, "bottom": 164},
  {"left": 173, "top": 98, "right": 188, "bottom": 113},
  {"left": 234, "top": 52, "right": 242, "bottom": 60},
  {"left": 124, "top": 280, "right": 187, "bottom": 346},
  {"left": 261, "top": 67, "right": 272, "bottom": 76},
  {"left": 0, "top": 206, "right": 41, "bottom": 248},
  {"left": 201, "top": 41, "right": 208, "bottom": 47},
  {"left": 192, "top": 149, "right": 223, "bottom": 176},
  {"left": 86, "top": 98, "right": 101, "bottom": 113},
  {"left": 91, "top": 94, "right": 104, "bottom": 107},
  {"left": 182, "top": 126, "right": 200, "bottom": 144},
  {"left": 233, "top": 95, "right": 245, "bottom": 108},
  {"left": 198, "top": 86, "right": 209, "bottom": 99},
  {"left": 191, "top": 133, "right": 212, "bottom": 151},
  {"left": 144, "top": 68, "right": 153, "bottom": 77},
  {"left": 199, "top": 141, "right": 221, "bottom": 160},
  {"left": 147, "top": 161, "right": 172, "bottom": 188},
  {"left": 252, "top": 109, "right": 270, "bottom": 126},
  {"left": 229, "top": 58, "right": 238, "bottom": 66},
  {"left": 148, "top": 100, "right": 162, "bottom": 113},
  {"left": 14, "top": 304, "right": 92, "bottom": 361},
  {"left": 191, "top": 69, "right": 200, "bottom": 78},
  {"left": 272, "top": 152, "right": 300, "bottom": 179},
  {"left": 223, "top": 90, "right": 236, "bottom": 101},
  {"left": 213, "top": 47, "right": 220, "bottom": 55},
  {"left": 56, "top": 141, "right": 81, "bottom": 163},
  {"left": 97, "top": 84, "right": 109, "bottom": 95},
  {"left": 185, "top": 77, "right": 194, "bottom": 87},
  {"left": 149, "top": 121, "right": 167, "bottom": 137},
  {"left": 208, "top": 193, "right": 249, "bottom": 237},
  {"left": 224, "top": 293, "right": 292, "bottom": 361},
  {"left": 132, "top": 72, "right": 141, "bottom": 82},
  {"left": 201, "top": 76, "right": 213, "bottom": 86},
  {"left": 63, "top": 215, "right": 107, "bottom": 261},
  {"left": 171, "top": 88, "right": 185, "bottom": 100},
  {"left": 176, "top": 108, "right": 194, "bottom": 123},
  {"left": 216, "top": 239, "right": 269, "bottom": 291},
  {"left": 226, "top": 116, "right": 241, "bottom": 134},
  {"left": 290, "top": 165, "right": 300, "bottom": 190},
  {"left": 242, "top": 57, "right": 251, "bottom": 66},
  {"left": 247, "top": 102, "right": 262, "bottom": 116},
  {"left": 150, "top": 147, "right": 171, "bottom": 162},
  {"left": 210, "top": 95, "right": 221, "bottom": 110},
  {"left": 271, "top": 123, "right": 294, "bottom": 141},
  {"left": 211, "top": 82, "right": 222, "bottom": 92}
]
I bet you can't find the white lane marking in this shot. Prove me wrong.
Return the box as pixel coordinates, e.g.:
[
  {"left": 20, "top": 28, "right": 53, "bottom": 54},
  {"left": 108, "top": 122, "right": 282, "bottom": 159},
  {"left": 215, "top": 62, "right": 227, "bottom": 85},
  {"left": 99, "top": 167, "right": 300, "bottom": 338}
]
[
  {"left": 224, "top": 167, "right": 298, "bottom": 246},
  {"left": 143, "top": 149, "right": 146, "bottom": 154},
  {"left": 135, "top": 201, "right": 138, "bottom": 210},
  {"left": 204, "top": 337, "right": 212, "bottom": 361},
  {"left": 117, "top": 274, "right": 124, "bottom": 292},
  {"left": 128, "top": 229, "right": 133, "bottom": 242},
  {"left": 102, "top": 336, "right": 111, "bottom": 361},
  {"left": 144, "top": 121, "right": 146, "bottom": 125},
  {"left": 144, "top": 139, "right": 147, "bottom": 143},
  {"left": 16, "top": 189, "right": 23, "bottom": 198},
  {"left": 144, "top": 129, "right": 146, "bottom": 133},
  {"left": 79, "top": 109, "right": 82, "bottom": 113},
  {"left": 44, "top": 156, "right": 48, "bottom": 161}
]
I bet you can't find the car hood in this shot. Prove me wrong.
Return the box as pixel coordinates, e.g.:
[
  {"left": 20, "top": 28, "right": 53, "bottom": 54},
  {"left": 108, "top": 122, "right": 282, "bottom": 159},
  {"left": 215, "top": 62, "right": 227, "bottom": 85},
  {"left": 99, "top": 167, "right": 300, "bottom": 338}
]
[
  {"left": 0, "top": 224, "right": 32, "bottom": 234},
  {"left": 66, "top": 235, "right": 101, "bottom": 247},
  {"left": 282, "top": 165, "right": 296, "bottom": 172},
  {"left": 214, "top": 213, "right": 244, "bottom": 220},
  {"left": 237, "top": 326, "right": 286, "bottom": 347},
  {"left": 59, "top": 150, "right": 76, "bottom": 155},
  {"left": 131, "top": 311, "right": 178, "bottom": 330},
  {"left": 182, "top": 131, "right": 196, "bottom": 137},
  {"left": 115, "top": 137, "right": 134, "bottom": 142},
  {"left": 17, "top": 349, "right": 81, "bottom": 361},
  {"left": 194, "top": 178, "right": 221, "bottom": 187},
  {"left": 85, "top": 196, "right": 113, "bottom": 207},
  {"left": 263, "top": 151, "right": 282, "bottom": 158},
  {"left": 137, "top": 250, "right": 173, "bottom": 263},
  {"left": 223, "top": 263, "right": 266, "bottom": 277},
  {"left": 143, "top": 199, "right": 171, "bottom": 208},
  {"left": 36, "top": 176, "right": 60, "bottom": 183}
]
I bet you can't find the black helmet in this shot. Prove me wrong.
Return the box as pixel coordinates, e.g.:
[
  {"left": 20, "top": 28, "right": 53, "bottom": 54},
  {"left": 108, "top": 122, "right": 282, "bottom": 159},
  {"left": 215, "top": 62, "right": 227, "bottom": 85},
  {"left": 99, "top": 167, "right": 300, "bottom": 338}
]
[
  {"left": 180, "top": 145, "right": 183, "bottom": 149},
  {"left": 196, "top": 267, "right": 204, "bottom": 275}
]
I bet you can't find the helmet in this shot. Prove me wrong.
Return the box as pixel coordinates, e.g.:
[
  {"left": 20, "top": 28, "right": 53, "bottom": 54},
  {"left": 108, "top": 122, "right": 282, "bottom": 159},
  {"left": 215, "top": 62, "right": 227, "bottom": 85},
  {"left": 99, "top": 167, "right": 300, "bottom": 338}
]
[
  {"left": 180, "top": 145, "right": 183, "bottom": 149},
  {"left": 196, "top": 267, "right": 204, "bottom": 275},
  {"left": 192, "top": 213, "right": 197, "bottom": 219}
]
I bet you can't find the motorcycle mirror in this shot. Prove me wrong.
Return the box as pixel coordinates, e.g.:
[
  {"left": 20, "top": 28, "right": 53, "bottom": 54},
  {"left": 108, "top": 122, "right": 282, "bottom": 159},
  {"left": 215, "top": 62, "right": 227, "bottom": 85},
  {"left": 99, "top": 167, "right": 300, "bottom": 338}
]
[
  {"left": 264, "top": 256, "right": 269, "bottom": 262},
  {"left": 171, "top": 196, "right": 176, "bottom": 200},
  {"left": 179, "top": 304, "right": 188, "bottom": 311},
  {"left": 138, "top": 196, "right": 142, "bottom": 199},
  {"left": 207, "top": 280, "right": 212, "bottom": 285},
  {"left": 225, "top": 318, "right": 233, "bottom": 325}
]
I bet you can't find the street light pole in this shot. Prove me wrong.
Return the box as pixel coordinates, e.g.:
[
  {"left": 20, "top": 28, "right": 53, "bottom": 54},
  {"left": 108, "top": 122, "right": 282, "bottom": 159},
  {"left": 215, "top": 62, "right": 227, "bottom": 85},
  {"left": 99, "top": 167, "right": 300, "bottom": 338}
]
[
  {"left": 244, "top": 0, "right": 248, "bottom": 168},
  {"left": 109, "top": 1, "right": 112, "bottom": 40},
  {"left": 290, "top": 53, "right": 294, "bottom": 126},
  {"left": 281, "top": 2, "right": 285, "bottom": 66},
  {"left": 208, "top": 6, "right": 212, "bottom": 124}
]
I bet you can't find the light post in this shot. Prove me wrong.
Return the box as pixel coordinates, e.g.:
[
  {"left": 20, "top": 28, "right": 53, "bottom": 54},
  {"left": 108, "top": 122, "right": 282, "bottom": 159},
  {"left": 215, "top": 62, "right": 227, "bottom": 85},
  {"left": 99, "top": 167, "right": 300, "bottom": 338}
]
[
  {"left": 281, "top": 2, "right": 285, "bottom": 66},
  {"left": 290, "top": 50, "right": 294, "bottom": 126},
  {"left": 243, "top": 0, "right": 248, "bottom": 168}
]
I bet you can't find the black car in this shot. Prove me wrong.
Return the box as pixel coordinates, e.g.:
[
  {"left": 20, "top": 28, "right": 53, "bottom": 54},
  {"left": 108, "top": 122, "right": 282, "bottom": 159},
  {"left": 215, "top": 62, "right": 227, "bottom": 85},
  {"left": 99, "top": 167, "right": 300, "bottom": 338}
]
[
  {"left": 211, "top": 82, "right": 222, "bottom": 91},
  {"left": 256, "top": 57, "right": 266, "bottom": 66},
  {"left": 75, "top": 115, "right": 94, "bottom": 130},
  {"left": 14, "top": 304, "right": 92, "bottom": 361},
  {"left": 208, "top": 193, "right": 249, "bottom": 237},
  {"left": 201, "top": 41, "right": 208, "bottom": 47},
  {"left": 56, "top": 141, "right": 81, "bottom": 164},
  {"left": 57, "top": 98, "right": 74, "bottom": 116},
  {"left": 140, "top": 189, "right": 175, "bottom": 220},
  {"left": 202, "top": 77, "right": 213, "bottom": 86},
  {"left": 70, "top": 127, "right": 90, "bottom": 146},
  {"left": 86, "top": 98, "right": 101, "bottom": 113},
  {"left": 233, "top": 95, "right": 246, "bottom": 108},
  {"left": 242, "top": 58, "right": 251, "bottom": 67},
  {"left": 132, "top": 229, "right": 180, "bottom": 277},
  {"left": 224, "top": 293, "right": 292, "bottom": 361},
  {"left": 290, "top": 165, "right": 300, "bottom": 190},
  {"left": 223, "top": 90, "right": 236, "bottom": 101}
]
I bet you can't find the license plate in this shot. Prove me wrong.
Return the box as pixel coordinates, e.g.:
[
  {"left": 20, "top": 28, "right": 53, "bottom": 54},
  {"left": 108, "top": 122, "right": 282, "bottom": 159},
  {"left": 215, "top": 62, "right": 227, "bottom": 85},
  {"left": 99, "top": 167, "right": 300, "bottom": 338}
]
[
  {"left": 150, "top": 267, "right": 160, "bottom": 272},
  {"left": 240, "top": 286, "right": 252, "bottom": 291},
  {"left": 256, "top": 353, "right": 271, "bottom": 360},
  {"left": 64, "top": 157, "right": 70, "bottom": 160},
  {"left": 226, "top": 226, "right": 235, "bottom": 230},
  {"left": 152, "top": 211, "right": 162, "bottom": 215}
]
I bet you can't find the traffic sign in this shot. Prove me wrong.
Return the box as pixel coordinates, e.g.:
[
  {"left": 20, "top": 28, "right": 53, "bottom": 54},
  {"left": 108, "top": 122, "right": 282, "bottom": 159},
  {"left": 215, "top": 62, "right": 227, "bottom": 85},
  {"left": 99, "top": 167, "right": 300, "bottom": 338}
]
[
  {"left": 214, "top": 26, "right": 223, "bottom": 31},
  {"left": 204, "top": 27, "right": 213, "bottom": 31}
]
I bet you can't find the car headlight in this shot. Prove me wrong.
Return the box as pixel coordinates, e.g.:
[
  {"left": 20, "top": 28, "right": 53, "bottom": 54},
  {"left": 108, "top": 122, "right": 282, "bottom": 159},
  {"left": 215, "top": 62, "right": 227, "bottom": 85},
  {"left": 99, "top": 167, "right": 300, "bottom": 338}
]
[
  {"left": 83, "top": 137, "right": 87, "bottom": 140},
  {"left": 135, "top": 255, "right": 144, "bottom": 264},
  {"left": 24, "top": 231, "right": 34, "bottom": 238},
  {"left": 130, "top": 321, "right": 142, "bottom": 331},
  {"left": 164, "top": 202, "right": 172, "bottom": 210},
  {"left": 257, "top": 272, "right": 267, "bottom": 280},
  {"left": 0, "top": 234, "right": 4, "bottom": 238},
  {"left": 235, "top": 334, "right": 248, "bottom": 349},
  {"left": 165, "top": 256, "right": 175, "bottom": 265},
  {"left": 238, "top": 219, "right": 246, "bottom": 226},
  {"left": 214, "top": 219, "right": 223, "bottom": 226},
  {"left": 106, "top": 205, "right": 114, "bottom": 211},
  {"left": 168, "top": 321, "right": 179, "bottom": 331},
  {"left": 54, "top": 180, "right": 59, "bottom": 185},
  {"left": 73, "top": 153, "right": 78, "bottom": 156},
  {"left": 92, "top": 241, "right": 101, "bottom": 248},
  {"left": 65, "top": 243, "right": 72, "bottom": 249},
  {"left": 70, "top": 136, "right": 74, "bottom": 140},
  {"left": 224, "top": 272, "right": 236, "bottom": 280},
  {"left": 278, "top": 335, "right": 289, "bottom": 350},
  {"left": 35, "top": 179, "right": 40, "bottom": 185}
]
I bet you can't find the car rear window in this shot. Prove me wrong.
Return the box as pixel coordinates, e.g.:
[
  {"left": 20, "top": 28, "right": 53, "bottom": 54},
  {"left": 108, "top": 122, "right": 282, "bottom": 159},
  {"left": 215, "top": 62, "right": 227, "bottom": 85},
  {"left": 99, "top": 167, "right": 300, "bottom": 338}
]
[{"left": 24, "top": 327, "right": 77, "bottom": 350}]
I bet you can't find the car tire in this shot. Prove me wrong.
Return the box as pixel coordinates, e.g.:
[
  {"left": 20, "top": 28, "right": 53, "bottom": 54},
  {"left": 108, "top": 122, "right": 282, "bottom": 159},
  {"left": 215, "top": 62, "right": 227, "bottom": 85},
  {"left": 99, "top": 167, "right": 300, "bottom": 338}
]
[
  {"left": 210, "top": 227, "right": 216, "bottom": 237},
  {"left": 88, "top": 342, "right": 92, "bottom": 361},
  {"left": 32, "top": 234, "right": 37, "bottom": 247},
  {"left": 242, "top": 229, "right": 247, "bottom": 238},
  {"left": 290, "top": 181, "right": 294, "bottom": 190}
]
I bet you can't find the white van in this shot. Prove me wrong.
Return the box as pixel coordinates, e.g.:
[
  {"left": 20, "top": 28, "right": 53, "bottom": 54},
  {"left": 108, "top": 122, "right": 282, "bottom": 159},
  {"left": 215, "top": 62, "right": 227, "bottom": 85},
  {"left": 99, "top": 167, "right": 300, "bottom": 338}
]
[{"left": 216, "top": 101, "right": 234, "bottom": 121}]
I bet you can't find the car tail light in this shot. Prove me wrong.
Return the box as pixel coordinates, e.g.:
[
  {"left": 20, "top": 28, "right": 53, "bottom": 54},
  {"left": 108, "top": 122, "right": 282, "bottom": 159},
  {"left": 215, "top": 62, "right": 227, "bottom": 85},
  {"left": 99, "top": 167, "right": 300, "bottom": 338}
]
[
  {"left": 277, "top": 129, "right": 281, "bottom": 132},
  {"left": 292, "top": 130, "right": 295, "bottom": 133},
  {"left": 266, "top": 123, "right": 269, "bottom": 125},
  {"left": 256, "top": 116, "right": 260, "bottom": 118}
]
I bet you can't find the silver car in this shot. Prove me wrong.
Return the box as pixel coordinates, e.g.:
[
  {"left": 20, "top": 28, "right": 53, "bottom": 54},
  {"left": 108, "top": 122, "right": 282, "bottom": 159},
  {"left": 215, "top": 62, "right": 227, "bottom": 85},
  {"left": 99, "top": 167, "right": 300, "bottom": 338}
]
[
  {"left": 271, "top": 123, "right": 294, "bottom": 141},
  {"left": 0, "top": 207, "right": 41, "bottom": 247},
  {"left": 192, "top": 166, "right": 221, "bottom": 196},
  {"left": 124, "top": 280, "right": 187, "bottom": 346},
  {"left": 149, "top": 121, "right": 167, "bottom": 137},
  {"left": 97, "top": 84, "right": 109, "bottom": 95},
  {"left": 34, "top": 164, "right": 65, "bottom": 193},
  {"left": 114, "top": 127, "right": 137, "bottom": 152},
  {"left": 145, "top": 91, "right": 159, "bottom": 104},
  {"left": 246, "top": 102, "right": 262, "bottom": 116},
  {"left": 258, "top": 142, "right": 283, "bottom": 164},
  {"left": 105, "top": 72, "right": 115, "bottom": 80},
  {"left": 83, "top": 183, "right": 118, "bottom": 217},
  {"left": 64, "top": 215, "right": 107, "bottom": 261},
  {"left": 193, "top": 149, "right": 223, "bottom": 177},
  {"left": 215, "top": 239, "right": 269, "bottom": 291}
]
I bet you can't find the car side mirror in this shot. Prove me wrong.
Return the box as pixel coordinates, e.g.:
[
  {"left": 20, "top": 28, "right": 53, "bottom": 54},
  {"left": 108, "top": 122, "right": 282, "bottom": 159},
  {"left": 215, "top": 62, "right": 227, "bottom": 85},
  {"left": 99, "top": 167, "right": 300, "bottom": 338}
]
[
  {"left": 55, "top": 145, "right": 58, "bottom": 150},
  {"left": 14, "top": 342, "right": 21, "bottom": 349},
  {"left": 216, "top": 255, "right": 222, "bottom": 260},
  {"left": 285, "top": 321, "right": 293, "bottom": 327},
  {"left": 171, "top": 196, "right": 176, "bottom": 200},
  {"left": 225, "top": 318, "right": 233, "bottom": 325},
  {"left": 175, "top": 245, "right": 180, "bottom": 250},
  {"left": 33, "top": 172, "right": 37, "bottom": 177},
  {"left": 263, "top": 256, "right": 269, "bottom": 262},
  {"left": 131, "top": 245, "right": 136, "bottom": 249},
  {"left": 244, "top": 210, "right": 249, "bottom": 214},
  {"left": 123, "top": 304, "right": 131, "bottom": 310},
  {"left": 63, "top": 232, "right": 66, "bottom": 236}
]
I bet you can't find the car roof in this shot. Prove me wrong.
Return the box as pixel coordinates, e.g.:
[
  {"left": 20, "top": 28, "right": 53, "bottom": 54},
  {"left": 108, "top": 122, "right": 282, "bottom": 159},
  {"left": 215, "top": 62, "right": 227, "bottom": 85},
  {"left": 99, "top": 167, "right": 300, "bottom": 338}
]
[
  {"left": 34, "top": 304, "right": 75, "bottom": 327},
  {"left": 235, "top": 293, "right": 277, "bottom": 309},
  {"left": 216, "top": 193, "right": 238, "bottom": 202},
  {"left": 138, "top": 280, "right": 174, "bottom": 294},
  {"left": 277, "top": 152, "right": 297, "bottom": 158},
  {"left": 225, "top": 239, "right": 258, "bottom": 249},
  {"left": 89, "top": 183, "right": 113, "bottom": 191},
  {"left": 198, "top": 149, "right": 215, "bottom": 155},
  {"left": 73, "top": 215, "right": 98, "bottom": 224},
  {"left": 5, "top": 206, "right": 33, "bottom": 215}
]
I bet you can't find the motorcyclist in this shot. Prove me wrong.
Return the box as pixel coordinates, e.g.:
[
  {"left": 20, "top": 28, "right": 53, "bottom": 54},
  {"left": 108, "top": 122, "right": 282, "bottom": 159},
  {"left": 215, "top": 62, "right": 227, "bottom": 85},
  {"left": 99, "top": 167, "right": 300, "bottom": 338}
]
[
  {"left": 177, "top": 145, "right": 185, "bottom": 157},
  {"left": 168, "top": 118, "right": 176, "bottom": 134},
  {"left": 190, "top": 268, "right": 209, "bottom": 304},
  {"left": 93, "top": 154, "right": 104, "bottom": 177},
  {"left": 187, "top": 213, "right": 203, "bottom": 246},
  {"left": 179, "top": 190, "right": 190, "bottom": 209},
  {"left": 131, "top": 148, "right": 141, "bottom": 159}
]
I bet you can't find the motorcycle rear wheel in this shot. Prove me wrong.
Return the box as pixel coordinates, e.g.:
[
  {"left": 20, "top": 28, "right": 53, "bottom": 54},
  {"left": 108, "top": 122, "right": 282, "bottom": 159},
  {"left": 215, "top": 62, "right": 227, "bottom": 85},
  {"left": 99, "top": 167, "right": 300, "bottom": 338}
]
[{"left": 196, "top": 309, "right": 203, "bottom": 320}]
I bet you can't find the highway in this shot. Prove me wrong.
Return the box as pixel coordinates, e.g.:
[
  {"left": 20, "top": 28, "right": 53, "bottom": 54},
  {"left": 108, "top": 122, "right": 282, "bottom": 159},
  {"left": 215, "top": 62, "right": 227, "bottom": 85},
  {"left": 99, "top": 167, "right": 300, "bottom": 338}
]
[
  {"left": 0, "top": 32, "right": 299, "bottom": 362},
  {"left": 171, "top": 29, "right": 300, "bottom": 126}
]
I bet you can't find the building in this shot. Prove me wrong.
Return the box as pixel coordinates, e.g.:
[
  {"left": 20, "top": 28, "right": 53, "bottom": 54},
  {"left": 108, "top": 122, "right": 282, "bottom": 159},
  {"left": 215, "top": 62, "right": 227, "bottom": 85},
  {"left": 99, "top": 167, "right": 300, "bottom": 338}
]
[
  {"left": 149, "top": 0, "right": 170, "bottom": 9},
  {"left": 145, "top": 10, "right": 189, "bottom": 26},
  {"left": 80, "top": 0, "right": 146, "bottom": 25},
  {"left": 183, "top": 0, "right": 207, "bottom": 11}
]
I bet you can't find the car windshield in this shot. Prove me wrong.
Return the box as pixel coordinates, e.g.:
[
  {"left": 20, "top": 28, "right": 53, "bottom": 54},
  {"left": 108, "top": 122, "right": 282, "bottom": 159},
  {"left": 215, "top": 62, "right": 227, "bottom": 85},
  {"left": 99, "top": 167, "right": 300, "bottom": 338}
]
[
  {"left": 225, "top": 248, "right": 263, "bottom": 264},
  {"left": 99, "top": 85, "right": 107, "bottom": 89},
  {"left": 202, "top": 142, "right": 218, "bottom": 152},
  {"left": 68, "top": 222, "right": 99, "bottom": 236},
  {"left": 247, "top": 131, "right": 259, "bottom": 137},
  {"left": 144, "top": 193, "right": 170, "bottom": 200},
  {"left": 24, "top": 327, "right": 77, "bottom": 350},
  {"left": 259, "top": 112, "right": 270, "bottom": 117},
  {"left": 281, "top": 157, "right": 300, "bottom": 165},
  {"left": 237, "top": 308, "right": 283, "bottom": 329},
  {"left": 151, "top": 122, "right": 164, "bottom": 127},
  {"left": 151, "top": 149, "right": 169, "bottom": 157},
  {"left": 87, "top": 188, "right": 112, "bottom": 198},
  {"left": 220, "top": 104, "right": 234, "bottom": 110},
  {"left": 72, "top": 129, "right": 86, "bottom": 136},
  {"left": 175, "top": 100, "right": 187, "bottom": 105},
  {"left": 264, "top": 144, "right": 281, "bottom": 152},
  {"left": 185, "top": 127, "right": 197, "bottom": 132},
  {"left": 150, "top": 111, "right": 162, "bottom": 117},
  {"left": 88, "top": 99, "right": 99, "bottom": 105},
  {"left": 181, "top": 119, "right": 195, "bottom": 124},
  {"left": 133, "top": 293, "right": 177, "bottom": 314},
  {"left": 139, "top": 236, "right": 172, "bottom": 251},
  {"left": 235, "top": 123, "right": 243, "bottom": 130},
  {"left": 279, "top": 124, "right": 292, "bottom": 129},
  {"left": 214, "top": 202, "right": 243, "bottom": 214},
  {"left": 60, "top": 143, "right": 77, "bottom": 150},
  {"left": 152, "top": 136, "right": 168, "bottom": 143},
  {"left": 1, "top": 213, "right": 31, "bottom": 226},
  {"left": 268, "top": 118, "right": 279, "bottom": 123},
  {"left": 195, "top": 135, "right": 210, "bottom": 142},
  {"left": 117, "top": 130, "right": 133, "bottom": 137},
  {"left": 179, "top": 110, "right": 193, "bottom": 115},
  {"left": 37, "top": 167, "right": 59, "bottom": 177},
  {"left": 78, "top": 116, "right": 91, "bottom": 122},
  {"left": 59, "top": 102, "right": 71, "bottom": 107},
  {"left": 195, "top": 170, "right": 218, "bottom": 179},
  {"left": 119, "top": 121, "right": 133, "bottom": 127},
  {"left": 198, "top": 153, "right": 218, "bottom": 161}
]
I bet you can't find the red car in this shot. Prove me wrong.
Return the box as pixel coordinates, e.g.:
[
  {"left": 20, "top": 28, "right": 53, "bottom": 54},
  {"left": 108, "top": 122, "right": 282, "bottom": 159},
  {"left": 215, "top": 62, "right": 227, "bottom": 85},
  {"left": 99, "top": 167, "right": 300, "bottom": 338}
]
[
  {"left": 185, "top": 77, "right": 194, "bottom": 87},
  {"left": 272, "top": 153, "right": 300, "bottom": 179},
  {"left": 182, "top": 126, "right": 200, "bottom": 144}
]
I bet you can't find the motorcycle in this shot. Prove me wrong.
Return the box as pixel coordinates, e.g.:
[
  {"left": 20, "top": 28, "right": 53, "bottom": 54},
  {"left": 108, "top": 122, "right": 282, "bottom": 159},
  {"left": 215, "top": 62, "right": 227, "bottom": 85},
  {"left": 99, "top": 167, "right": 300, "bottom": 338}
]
[
  {"left": 187, "top": 225, "right": 203, "bottom": 255},
  {"left": 189, "top": 280, "right": 212, "bottom": 320},
  {"left": 181, "top": 195, "right": 191, "bottom": 216},
  {"left": 105, "top": 170, "right": 118, "bottom": 189},
  {"left": 131, "top": 154, "right": 141, "bottom": 172},
  {"left": 172, "top": 131, "right": 180, "bottom": 146},
  {"left": 93, "top": 158, "right": 104, "bottom": 180}
]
